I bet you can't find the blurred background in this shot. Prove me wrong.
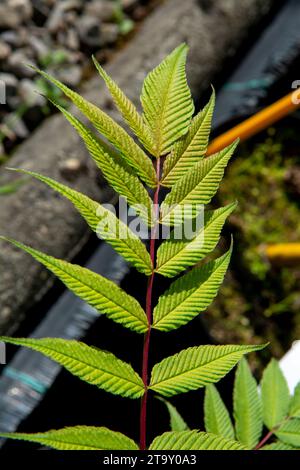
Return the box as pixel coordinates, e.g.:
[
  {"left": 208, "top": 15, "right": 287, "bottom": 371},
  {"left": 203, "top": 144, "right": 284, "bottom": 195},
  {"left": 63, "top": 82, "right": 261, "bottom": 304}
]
[{"left": 0, "top": 0, "right": 299, "bottom": 450}]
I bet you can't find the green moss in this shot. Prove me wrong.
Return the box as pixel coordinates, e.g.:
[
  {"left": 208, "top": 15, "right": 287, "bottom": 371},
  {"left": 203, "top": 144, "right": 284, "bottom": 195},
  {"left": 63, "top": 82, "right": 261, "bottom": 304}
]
[{"left": 205, "top": 124, "right": 300, "bottom": 366}]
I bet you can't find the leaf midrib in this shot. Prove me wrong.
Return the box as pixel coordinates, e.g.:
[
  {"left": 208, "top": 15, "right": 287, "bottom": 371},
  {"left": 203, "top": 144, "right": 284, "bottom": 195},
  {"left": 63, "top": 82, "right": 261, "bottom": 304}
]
[
  {"left": 18, "top": 341, "right": 143, "bottom": 389},
  {"left": 154, "top": 51, "right": 184, "bottom": 155},
  {"left": 151, "top": 348, "right": 247, "bottom": 387},
  {"left": 33, "top": 252, "right": 147, "bottom": 327},
  {"left": 157, "top": 210, "right": 225, "bottom": 270},
  {"left": 163, "top": 154, "right": 224, "bottom": 218},
  {"left": 154, "top": 258, "right": 226, "bottom": 324},
  {"left": 166, "top": 101, "right": 211, "bottom": 179}
]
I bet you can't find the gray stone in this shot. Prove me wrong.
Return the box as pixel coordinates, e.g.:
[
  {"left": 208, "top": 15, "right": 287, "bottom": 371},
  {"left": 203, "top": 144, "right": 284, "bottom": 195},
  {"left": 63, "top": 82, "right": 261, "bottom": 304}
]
[
  {"left": 84, "top": 1, "right": 116, "bottom": 22},
  {"left": 0, "top": 30, "right": 25, "bottom": 48},
  {"left": 0, "top": 41, "right": 11, "bottom": 61},
  {"left": 6, "top": 50, "right": 37, "bottom": 78},
  {"left": 0, "top": 0, "right": 275, "bottom": 335},
  {"left": 46, "top": 0, "right": 82, "bottom": 34},
  {"left": 64, "top": 28, "right": 80, "bottom": 51},
  {"left": 76, "top": 16, "right": 102, "bottom": 48},
  {"left": 53, "top": 64, "right": 82, "bottom": 87},
  {"left": 0, "top": 0, "right": 33, "bottom": 29},
  {"left": 3, "top": 113, "right": 29, "bottom": 139},
  {"left": 28, "top": 34, "right": 51, "bottom": 60},
  {"left": 59, "top": 158, "right": 88, "bottom": 181},
  {"left": 100, "top": 23, "right": 119, "bottom": 46},
  {"left": 0, "top": 73, "right": 18, "bottom": 105},
  {"left": 19, "top": 79, "right": 46, "bottom": 107}
]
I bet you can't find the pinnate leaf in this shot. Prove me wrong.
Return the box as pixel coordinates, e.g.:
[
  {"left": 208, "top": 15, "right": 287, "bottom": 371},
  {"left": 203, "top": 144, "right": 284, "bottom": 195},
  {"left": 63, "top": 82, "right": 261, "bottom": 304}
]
[
  {"left": 12, "top": 169, "right": 152, "bottom": 275},
  {"left": 0, "top": 237, "right": 148, "bottom": 333},
  {"left": 150, "top": 344, "right": 266, "bottom": 397},
  {"left": 204, "top": 384, "right": 234, "bottom": 440},
  {"left": 0, "top": 426, "right": 138, "bottom": 450},
  {"left": 156, "top": 202, "right": 236, "bottom": 277},
  {"left": 160, "top": 140, "right": 238, "bottom": 225},
  {"left": 289, "top": 382, "right": 300, "bottom": 418},
  {"left": 233, "top": 358, "right": 263, "bottom": 448},
  {"left": 157, "top": 397, "right": 189, "bottom": 432},
  {"left": 162, "top": 90, "right": 215, "bottom": 186},
  {"left": 51, "top": 101, "right": 154, "bottom": 226},
  {"left": 261, "top": 359, "right": 290, "bottom": 430},
  {"left": 0, "top": 337, "right": 144, "bottom": 399},
  {"left": 93, "top": 57, "right": 155, "bottom": 153},
  {"left": 153, "top": 246, "right": 232, "bottom": 332},
  {"left": 149, "top": 430, "right": 245, "bottom": 450},
  {"left": 141, "top": 44, "right": 194, "bottom": 156},
  {"left": 275, "top": 419, "right": 300, "bottom": 448},
  {"left": 33, "top": 67, "right": 156, "bottom": 186}
]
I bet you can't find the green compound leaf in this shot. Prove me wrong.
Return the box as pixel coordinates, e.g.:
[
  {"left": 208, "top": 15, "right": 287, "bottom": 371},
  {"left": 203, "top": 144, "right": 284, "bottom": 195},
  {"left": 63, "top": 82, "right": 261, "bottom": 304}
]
[
  {"left": 275, "top": 419, "right": 300, "bottom": 448},
  {"left": 261, "top": 359, "right": 290, "bottom": 430},
  {"left": 0, "top": 337, "right": 144, "bottom": 399},
  {"left": 153, "top": 246, "right": 232, "bottom": 332},
  {"left": 162, "top": 90, "right": 215, "bottom": 187},
  {"left": 92, "top": 57, "right": 155, "bottom": 154},
  {"left": 261, "top": 442, "right": 297, "bottom": 451},
  {"left": 0, "top": 237, "right": 148, "bottom": 334},
  {"left": 141, "top": 44, "right": 194, "bottom": 157},
  {"left": 12, "top": 169, "right": 152, "bottom": 276},
  {"left": 51, "top": 101, "right": 154, "bottom": 226},
  {"left": 204, "top": 384, "right": 235, "bottom": 440},
  {"left": 149, "top": 431, "right": 246, "bottom": 450},
  {"left": 33, "top": 67, "right": 156, "bottom": 187},
  {"left": 160, "top": 141, "right": 238, "bottom": 225},
  {"left": 149, "top": 344, "right": 266, "bottom": 397},
  {"left": 233, "top": 357, "right": 263, "bottom": 449},
  {"left": 289, "top": 382, "right": 300, "bottom": 418},
  {"left": 0, "top": 426, "right": 139, "bottom": 450},
  {"left": 157, "top": 397, "right": 189, "bottom": 432},
  {"left": 156, "top": 202, "right": 236, "bottom": 278}
]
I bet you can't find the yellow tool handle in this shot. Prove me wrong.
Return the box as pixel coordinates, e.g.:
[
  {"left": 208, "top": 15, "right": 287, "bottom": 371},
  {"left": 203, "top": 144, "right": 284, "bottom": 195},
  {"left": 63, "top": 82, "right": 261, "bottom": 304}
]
[
  {"left": 207, "top": 90, "right": 300, "bottom": 155},
  {"left": 265, "top": 243, "right": 300, "bottom": 266}
]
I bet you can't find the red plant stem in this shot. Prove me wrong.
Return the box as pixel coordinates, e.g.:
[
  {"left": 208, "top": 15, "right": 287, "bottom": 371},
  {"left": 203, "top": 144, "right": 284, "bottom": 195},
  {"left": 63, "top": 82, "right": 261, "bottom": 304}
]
[
  {"left": 139, "top": 158, "right": 160, "bottom": 450},
  {"left": 255, "top": 416, "right": 290, "bottom": 450},
  {"left": 255, "top": 429, "right": 275, "bottom": 450}
]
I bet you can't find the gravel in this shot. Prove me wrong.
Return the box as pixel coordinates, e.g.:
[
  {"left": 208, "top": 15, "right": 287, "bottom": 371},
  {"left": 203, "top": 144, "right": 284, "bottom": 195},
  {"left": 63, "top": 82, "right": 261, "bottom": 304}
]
[{"left": 0, "top": 0, "right": 153, "bottom": 152}]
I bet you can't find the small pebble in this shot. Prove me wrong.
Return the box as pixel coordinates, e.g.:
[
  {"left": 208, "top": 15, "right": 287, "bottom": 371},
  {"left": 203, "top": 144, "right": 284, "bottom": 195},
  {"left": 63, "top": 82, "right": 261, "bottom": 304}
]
[{"left": 59, "top": 158, "right": 87, "bottom": 180}]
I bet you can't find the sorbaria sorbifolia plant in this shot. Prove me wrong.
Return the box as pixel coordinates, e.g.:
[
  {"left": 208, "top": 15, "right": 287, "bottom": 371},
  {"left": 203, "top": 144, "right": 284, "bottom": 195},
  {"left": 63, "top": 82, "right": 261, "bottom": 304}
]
[
  {"left": 0, "top": 44, "right": 266, "bottom": 450},
  {"left": 161, "top": 358, "right": 300, "bottom": 450}
]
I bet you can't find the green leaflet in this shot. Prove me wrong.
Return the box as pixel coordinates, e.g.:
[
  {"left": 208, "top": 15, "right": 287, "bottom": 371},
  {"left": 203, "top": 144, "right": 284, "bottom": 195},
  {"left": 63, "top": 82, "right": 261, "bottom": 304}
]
[
  {"left": 149, "top": 344, "right": 266, "bottom": 397},
  {"left": 149, "top": 431, "right": 246, "bottom": 450},
  {"left": 156, "top": 202, "right": 236, "bottom": 278},
  {"left": 160, "top": 140, "right": 238, "bottom": 225},
  {"left": 162, "top": 90, "right": 215, "bottom": 187},
  {"left": 0, "top": 237, "right": 148, "bottom": 334},
  {"left": 261, "top": 359, "right": 290, "bottom": 430},
  {"left": 233, "top": 357, "right": 263, "bottom": 449},
  {"left": 33, "top": 66, "right": 156, "bottom": 187},
  {"left": 261, "top": 442, "right": 296, "bottom": 451},
  {"left": 204, "top": 384, "right": 235, "bottom": 440},
  {"left": 141, "top": 44, "right": 194, "bottom": 157},
  {"left": 275, "top": 419, "right": 300, "bottom": 448},
  {"left": 0, "top": 426, "right": 139, "bottom": 450},
  {"left": 153, "top": 246, "right": 232, "bottom": 332},
  {"left": 0, "top": 337, "right": 144, "bottom": 399},
  {"left": 157, "top": 397, "right": 189, "bottom": 432},
  {"left": 92, "top": 57, "right": 155, "bottom": 154},
  {"left": 289, "top": 382, "right": 300, "bottom": 418},
  {"left": 11, "top": 169, "right": 152, "bottom": 276},
  {"left": 51, "top": 101, "right": 154, "bottom": 226}
]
